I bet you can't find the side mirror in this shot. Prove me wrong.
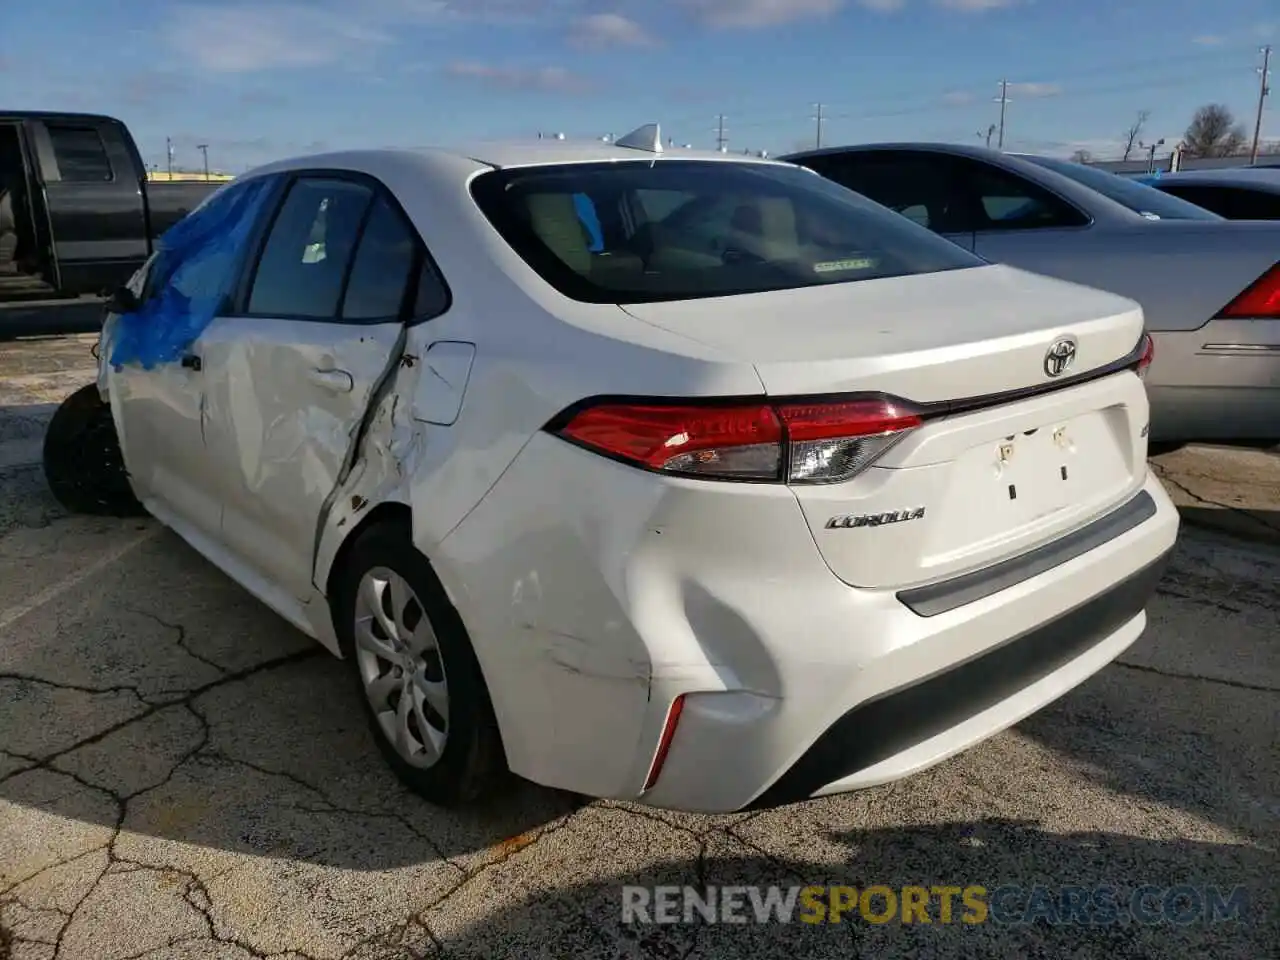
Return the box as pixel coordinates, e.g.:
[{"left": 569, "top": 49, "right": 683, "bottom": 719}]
[{"left": 104, "top": 286, "right": 140, "bottom": 315}]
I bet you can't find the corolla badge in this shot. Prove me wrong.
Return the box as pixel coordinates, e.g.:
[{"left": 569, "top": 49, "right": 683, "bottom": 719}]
[
  {"left": 826, "top": 508, "right": 926, "bottom": 529},
  {"left": 1043, "top": 336, "right": 1078, "bottom": 378}
]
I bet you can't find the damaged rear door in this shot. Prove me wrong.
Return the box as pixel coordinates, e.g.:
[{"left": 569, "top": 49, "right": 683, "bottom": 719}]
[{"left": 198, "top": 172, "right": 442, "bottom": 603}]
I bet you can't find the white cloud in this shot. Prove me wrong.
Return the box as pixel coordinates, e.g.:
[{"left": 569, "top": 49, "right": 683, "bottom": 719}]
[
  {"left": 1007, "top": 81, "right": 1062, "bottom": 98},
  {"left": 1192, "top": 34, "right": 1225, "bottom": 46},
  {"left": 935, "top": 0, "right": 1020, "bottom": 10},
  {"left": 568, "top": 13, "right": 656, "bottom": 48},
  {"left": 164, "top": 4, "right": 392, "bottom": 72},
  {"left": 678, "top": 0, "right": 844, "bottom": 28},
  {"left": 162, "top": 0, "right": 564, "bottom": 73},
  {"left": 445, "top": 61, "right": 590, "bottom": 93},
  {"left": 941, "top": 90, "right": 975, "bottom": 105}
]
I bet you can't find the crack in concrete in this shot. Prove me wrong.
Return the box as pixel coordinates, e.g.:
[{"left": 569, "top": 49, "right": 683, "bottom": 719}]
[
  {"left": 122, "top": 606, "right": 228, "bottom": 676},
  {"left": 1152, "top": 462, "right": 1280, "bottom": 537},
  {"left": 1113, "top": 660, "right": 1279, "bottom": 694}
]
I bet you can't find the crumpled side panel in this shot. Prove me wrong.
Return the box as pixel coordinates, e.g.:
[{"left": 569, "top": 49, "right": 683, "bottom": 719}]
[{"left": 109, "top": 177, "right": 276, "bottom": 370}]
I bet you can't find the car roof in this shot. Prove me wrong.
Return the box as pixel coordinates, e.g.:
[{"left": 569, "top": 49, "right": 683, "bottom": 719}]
[
  {"left": 450, "top": 138, "right": 779, "bottom": 169},
  {"left": 781, "top": 141, "right": 1006, "bottom": 163},
  {"left": 237, "top": 124, "right": 789, "bottom": 185},
  {"left": 1149, "top": 167, "right": 1280, "bottom": 190}
]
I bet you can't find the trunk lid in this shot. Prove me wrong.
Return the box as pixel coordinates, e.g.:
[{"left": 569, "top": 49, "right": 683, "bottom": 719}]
[
  {"left": 621, "top": 262, "right": 1151, "bottom": 589},
  {"left": 619, "top": 263, "right": 1144, "bottom": 399}
]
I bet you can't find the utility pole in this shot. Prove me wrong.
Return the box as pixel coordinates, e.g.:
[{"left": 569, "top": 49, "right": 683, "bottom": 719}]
[
  {"left": 811, "top": 103, "right": 826, "bottom": 149},
  {"left": 1140, "top": 138, "right": 1165, "bottom": 174},
  {"left": 977, "top": 123, "right": 996, "bottom": 148},
  {"left": 714, "top": 114, "right": 728, "bottom": 152},
  {"left": 993, "top": 80, "right": 1011, "bottom": 149},
  {"left": 1250, "top": 44, "right": 1272, "bottom": 165},
  {"left": 197, "top": 143, "right": 209, "bottom": 180},
  {"left": 165, "top": 137, "right": 174, "bottom": 179}
]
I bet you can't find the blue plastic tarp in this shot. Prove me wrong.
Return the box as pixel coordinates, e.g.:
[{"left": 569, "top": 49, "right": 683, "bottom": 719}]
[{"left": 109, "top": 176, "right": 276, "bottom": 370}]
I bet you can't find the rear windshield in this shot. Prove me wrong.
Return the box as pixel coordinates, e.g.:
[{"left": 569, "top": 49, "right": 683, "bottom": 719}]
[
  {"left": 469, "top": 160, "right": 983, "bottom": 304},
  {"left": 1023, "top": 156, "right": 1223, "bottom": 221}
]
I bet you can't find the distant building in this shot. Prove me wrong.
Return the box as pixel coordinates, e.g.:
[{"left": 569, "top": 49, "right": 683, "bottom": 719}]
[
  {"left": 1085, "top": 150, "right": 1280, "bottom": 178},
  {"left": 146, "top": 170, "right": 234, "bottom": 182}
]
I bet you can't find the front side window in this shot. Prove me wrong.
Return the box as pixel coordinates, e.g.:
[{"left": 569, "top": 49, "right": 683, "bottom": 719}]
[
  {"left": 795, "top": 152, "right": 969, "bottom": 233},
  {"left": 469, "top": 160, "right": 983, "bottom": 304}
]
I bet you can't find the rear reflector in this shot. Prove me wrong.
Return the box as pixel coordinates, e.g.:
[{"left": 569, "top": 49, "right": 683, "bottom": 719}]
[
  {"left": 553, "top": 396, "right": 925, "bottom": 484},
  {"left": 1215, "top": 261, "right": 1280, "bottom": 318},
  {"left": 642, "top": 694, "right": 685, "bottom": 792}
]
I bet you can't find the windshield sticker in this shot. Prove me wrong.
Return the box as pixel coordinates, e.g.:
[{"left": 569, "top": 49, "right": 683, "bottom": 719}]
[{"left": 813, "top": 257, "right": 877, "bottom": 273}]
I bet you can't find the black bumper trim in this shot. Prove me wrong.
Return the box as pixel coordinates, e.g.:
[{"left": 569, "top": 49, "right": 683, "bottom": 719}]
[
  {"left": 745, "top": 547, "right": 1172, "bottom": 811},
  {"left": 897, "top": 490, "right": 1157, "bottom": 618}
]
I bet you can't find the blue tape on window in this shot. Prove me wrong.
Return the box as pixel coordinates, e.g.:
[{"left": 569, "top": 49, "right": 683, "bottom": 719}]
[
  {"left": 572, "top": 192, "right": 605, "bottom": 253},
  {"left": 109, "top": 177, "right": 276, "bottom": 370}
]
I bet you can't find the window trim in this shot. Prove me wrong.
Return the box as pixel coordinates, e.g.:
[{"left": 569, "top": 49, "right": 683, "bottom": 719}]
[
  {"left": 43, "top": 122, "right": 116, "bottom": 183},
  {"left": 233, "top": 168, "right": 452, "bottom": 327}
]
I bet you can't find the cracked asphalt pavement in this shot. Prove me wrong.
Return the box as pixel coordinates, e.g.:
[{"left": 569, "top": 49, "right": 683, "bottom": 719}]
[{"left": 1, "top": 333, "right": 1277, "bottom": 959}]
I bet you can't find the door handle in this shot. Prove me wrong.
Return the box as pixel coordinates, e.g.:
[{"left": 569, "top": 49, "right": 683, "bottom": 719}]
[
  {"left": 180, "top": 354, "right": 202, "bottom": 371},
  {"left": 308, "top": 368, "right": 354, "bottom": 392}
]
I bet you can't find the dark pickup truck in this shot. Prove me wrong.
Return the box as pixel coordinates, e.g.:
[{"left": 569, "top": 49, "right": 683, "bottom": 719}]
[{"left": 0, "top": 111, "right": 221, "bottom": 310}]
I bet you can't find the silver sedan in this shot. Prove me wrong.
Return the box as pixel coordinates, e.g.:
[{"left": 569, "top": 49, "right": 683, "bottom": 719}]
[{"left": 781, "top": 143, "right": 1280, "bottom": 448}]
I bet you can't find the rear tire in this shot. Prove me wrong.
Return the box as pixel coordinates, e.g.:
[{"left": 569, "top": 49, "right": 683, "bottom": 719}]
[
  {"left": 41, "top": 383, "right": 147, "bottom": 517},
  {"left": 333, "top": 522, "right": 508, "bottom": 807}
]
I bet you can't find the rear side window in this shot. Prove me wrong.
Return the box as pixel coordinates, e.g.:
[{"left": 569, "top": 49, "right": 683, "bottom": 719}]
[
  {"left": 959, "top": 160, "right": 1090, "bottom": 231},
  {"left": 247, "top": 178, "right": 372, "bottom": 318},
  {"left": 469, "top": 160, "right": 982, "bottom": 304},
  {"left": 46, "top": 125, "right": 113, "bottom": 182},
  {"left": 1022, "top": 156, "right": 1222, "bottom": 221},
  {"left": 340, "top": 195, "right": 417, "bottom": 321},
  {"left": 1155, "top": 184, "right": 1280, "bottom": 220}
]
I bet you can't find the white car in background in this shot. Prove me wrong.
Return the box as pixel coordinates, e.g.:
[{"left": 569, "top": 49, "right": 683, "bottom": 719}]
[{"left": 44, "top": 125, "right": 1178, "bottom": 813}]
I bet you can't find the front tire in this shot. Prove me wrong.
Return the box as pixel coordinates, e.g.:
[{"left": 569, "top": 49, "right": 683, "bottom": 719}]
[
  {"left": 41, "top": 383, "right": 147, "bottom": 517},
  {"left": 333, "top": 522, "right": 508, "bottom": 807}
]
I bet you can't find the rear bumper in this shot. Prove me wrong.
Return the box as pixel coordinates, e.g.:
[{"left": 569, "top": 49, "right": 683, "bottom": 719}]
[
  {"left": 636, "top": 473, "right": 1179, "bottom": 813},
  {"left": 1146, "top": 324, "right": 1280, "bottom": 443},
  {"left": 746, "top": 546, "right": 1170, "bottom": 809}
]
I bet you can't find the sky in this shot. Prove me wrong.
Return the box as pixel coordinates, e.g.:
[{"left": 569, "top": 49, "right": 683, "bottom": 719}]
[{"left": 2, "top": 0, "right": 1276, "bottom": 173}]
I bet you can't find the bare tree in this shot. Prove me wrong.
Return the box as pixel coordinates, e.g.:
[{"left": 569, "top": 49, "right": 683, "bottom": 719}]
[
  {"left": 1070, "top": 148, "right": 1094, "bottom": 163},
  {"left": 1121, "top": 109, "right": 1150, "bottom": 161},
  {"left": 1182, "top": 104, "right": 1248, "bottom": 158}
]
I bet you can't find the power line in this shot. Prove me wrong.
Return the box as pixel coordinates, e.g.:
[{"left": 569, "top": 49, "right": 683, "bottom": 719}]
[{"left": 1250, "top": 44, "right": 1272, "bottom": 165}]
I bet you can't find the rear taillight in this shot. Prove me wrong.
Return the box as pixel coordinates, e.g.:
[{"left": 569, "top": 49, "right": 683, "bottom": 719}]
[
  {"left": 1215, "top": 261, "right": 1280, "bottom": 318},
  {"left": 551, "top": 395, "right": 924, "bottom": 484},
  {"left": 1135, "top": 333, "right": 1154, "bottom": 379}
]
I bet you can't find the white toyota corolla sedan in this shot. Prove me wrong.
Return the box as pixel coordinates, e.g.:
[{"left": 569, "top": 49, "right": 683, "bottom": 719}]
[{"left": 45, "top": 124, "right": 1179, "bottom": 813}]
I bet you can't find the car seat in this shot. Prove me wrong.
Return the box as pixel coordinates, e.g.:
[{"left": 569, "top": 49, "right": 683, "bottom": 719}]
[{"left": 0, "top": 190, "right": 19, "bottom": 275}]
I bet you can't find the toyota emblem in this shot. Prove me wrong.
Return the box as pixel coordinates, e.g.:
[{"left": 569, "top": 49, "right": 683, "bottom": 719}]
[{"left": 1043, "top": 337, "right": 1078, "bottom": 378}]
